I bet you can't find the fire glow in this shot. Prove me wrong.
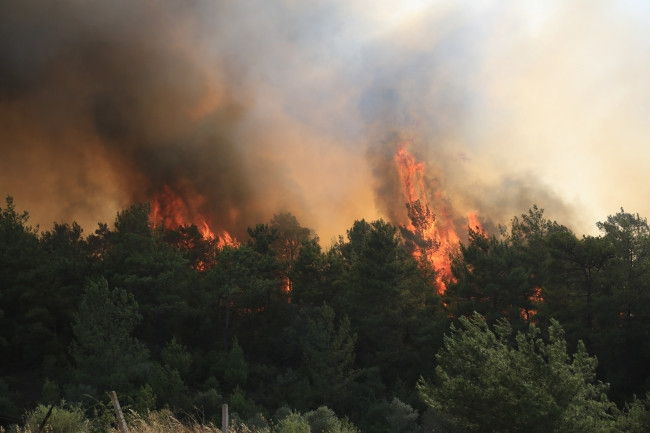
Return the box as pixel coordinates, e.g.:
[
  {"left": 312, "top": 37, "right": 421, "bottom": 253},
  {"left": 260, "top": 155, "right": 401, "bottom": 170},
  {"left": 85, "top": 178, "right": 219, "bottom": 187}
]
[
  {"left": 146, "top": 140, "right": 484, "bottom": 290},
  {"left": 150, "top": 184, "right": 239, "bottom": 249},
  {"left": 394, "top": 140, "right": 483, "bottom": 293}
]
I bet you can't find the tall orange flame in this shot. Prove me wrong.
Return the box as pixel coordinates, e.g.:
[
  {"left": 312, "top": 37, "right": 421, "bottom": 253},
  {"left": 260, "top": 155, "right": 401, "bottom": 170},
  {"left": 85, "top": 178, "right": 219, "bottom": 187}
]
[
  {"left": 215, "top": 230, "right": 239, "bottom": 249},
  {"left": 394, "top": 140, "right": 482, "bottom": 293},
  {"left": 199, "top": 220, "right": 216, "bottom": 240},
  {"left": 467, "top": 211, "right": 486, "bottom": 237}
]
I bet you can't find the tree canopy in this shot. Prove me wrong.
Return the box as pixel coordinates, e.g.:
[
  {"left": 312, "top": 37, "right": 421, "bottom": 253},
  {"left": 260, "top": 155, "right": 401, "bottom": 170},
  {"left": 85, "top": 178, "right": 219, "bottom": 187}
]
[
  {"left": 417, "top": 313, "right": 620, "bottom": 433},
  {"left": 1, "top": 196, "right": 650, "bottom": 432}
]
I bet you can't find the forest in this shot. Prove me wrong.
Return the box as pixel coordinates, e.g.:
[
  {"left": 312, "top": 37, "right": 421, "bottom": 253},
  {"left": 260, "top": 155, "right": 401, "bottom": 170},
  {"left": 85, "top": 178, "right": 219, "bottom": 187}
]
[{"left": 1, "top": 196, "right": 650, "bottom": 433}]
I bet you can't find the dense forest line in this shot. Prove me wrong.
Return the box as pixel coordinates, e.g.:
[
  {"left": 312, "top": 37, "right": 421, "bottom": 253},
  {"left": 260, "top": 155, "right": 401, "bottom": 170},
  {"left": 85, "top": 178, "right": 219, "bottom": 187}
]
[{"left": 1, "top": 196, "right": 650, "bottom": 432}]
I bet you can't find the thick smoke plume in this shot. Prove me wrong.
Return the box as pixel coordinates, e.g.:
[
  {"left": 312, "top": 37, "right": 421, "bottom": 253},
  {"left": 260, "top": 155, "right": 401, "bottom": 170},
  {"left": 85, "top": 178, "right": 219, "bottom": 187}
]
[{"left": 1, "top": 1, "right": 649, "bottom": 240}]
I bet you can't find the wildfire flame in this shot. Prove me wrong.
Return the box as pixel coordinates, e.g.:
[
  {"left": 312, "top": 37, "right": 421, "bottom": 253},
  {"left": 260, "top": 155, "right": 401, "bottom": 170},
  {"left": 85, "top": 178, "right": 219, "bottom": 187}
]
[
  {"left": 394, "top": 140, "right": 483, "bottom": 293},
  {"left": 467, "top": 211, "right": 486, "bottom": 237},
  {"left": 199, "top": 220, "right": 216, "bottom": 240},
  {"left": 215, "top": 230, "right": 239, "bottom": 249},
  {"left": 521, "top": 286, "right": 543, "bottom": 321},
  {"left": 150, "top": 184, "right": 238, "bottom": 248},
  {"left": 151, "top": 185, "right": 191, "bottom": 230}
]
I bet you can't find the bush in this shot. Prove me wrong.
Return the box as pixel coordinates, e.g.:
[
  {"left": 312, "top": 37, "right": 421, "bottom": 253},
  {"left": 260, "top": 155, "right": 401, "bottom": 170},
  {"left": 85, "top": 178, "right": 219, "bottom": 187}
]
[
  {"left": 304, "top": 407, "right": 340, "bottom": 433},
  {"left": 228, "top": 387, "right": 263, "bottom": 421},
  {"left": 24, "top": 402, "right": 88, "bottom": 433},
  {"left": 192, "top": 388, "right": 223, "bottom": 424},
  {"left": 386, "top": 398, "right": 418, "bottom": 433},
  {"left": 275, "top": 412, "right": 309, "bottom": 433},
  {"left": 87, "top": 400, "right": 115, "bottom": 433},
  {"left": 615, "top": 394, "right": 650, "bottom": 433},
  {"left": 41, "top": 379, "right": 60, "bottom": 405},
  {"left": 132, "top": 384, "right": 157, "bottom": 415}
]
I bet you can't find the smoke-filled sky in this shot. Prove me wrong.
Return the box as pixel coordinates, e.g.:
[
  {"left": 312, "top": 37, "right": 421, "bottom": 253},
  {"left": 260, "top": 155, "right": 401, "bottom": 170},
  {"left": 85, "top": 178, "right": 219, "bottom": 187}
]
[{"left": 2, "top": 0, "right": 649, "bottom": 242}]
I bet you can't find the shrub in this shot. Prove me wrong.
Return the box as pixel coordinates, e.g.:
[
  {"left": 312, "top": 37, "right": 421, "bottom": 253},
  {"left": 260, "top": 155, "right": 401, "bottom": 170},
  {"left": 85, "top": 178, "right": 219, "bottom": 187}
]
[
  {"left": 24, "top": 402, "right": 88, "bottom": 433},
  {"left": 275, "top": 412, "right": 309, "bottom": 433},
  {"left": 304, "top": 407, "right": 340, "bottom": 433}
]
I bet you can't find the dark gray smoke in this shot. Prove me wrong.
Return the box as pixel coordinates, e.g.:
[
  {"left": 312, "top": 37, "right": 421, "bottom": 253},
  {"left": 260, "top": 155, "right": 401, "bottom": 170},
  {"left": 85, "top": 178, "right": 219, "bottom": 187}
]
[
  {"left": 1, "top": 1, "right": 647, "bottom": 240},
  {"left": 0, "top": 1, "right": 287, "bottom": 238}
]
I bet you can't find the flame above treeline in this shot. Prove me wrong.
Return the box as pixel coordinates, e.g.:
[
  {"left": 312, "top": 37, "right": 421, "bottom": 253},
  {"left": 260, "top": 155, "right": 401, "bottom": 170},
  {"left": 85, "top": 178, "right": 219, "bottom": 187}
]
[
  {"left": 150, "top": 185, "right": 240, "bottom": 249},
  {"left": 394, "top": 140, "right": 484, "bottom": 293},
  {"left": 147, "top": 135, "right": 483, "bottom": 294}
]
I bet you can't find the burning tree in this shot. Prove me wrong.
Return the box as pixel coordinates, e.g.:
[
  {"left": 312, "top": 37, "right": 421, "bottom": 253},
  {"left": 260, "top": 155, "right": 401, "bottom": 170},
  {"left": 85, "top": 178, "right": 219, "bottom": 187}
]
[
  {"left": 393, "top": 140, "right": 481, "bottom": 293},
  {"left": 403, "top": 199, "right": 439, "bottom": 253}
]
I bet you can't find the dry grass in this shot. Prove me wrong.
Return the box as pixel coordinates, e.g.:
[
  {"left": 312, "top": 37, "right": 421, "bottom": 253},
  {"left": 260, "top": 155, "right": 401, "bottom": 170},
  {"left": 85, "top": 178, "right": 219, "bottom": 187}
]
[
  {"left": 124, "top": 410, "right": 222, "bottom": 433},
  {"left": 123, "top": 410, "right": 270, "bottom": 433},
  {"left": 10, "top": 408, "right": 224, "bottom": 433},
  {"left": 8, "top": 406, "right": 272, "bottom": 433}
]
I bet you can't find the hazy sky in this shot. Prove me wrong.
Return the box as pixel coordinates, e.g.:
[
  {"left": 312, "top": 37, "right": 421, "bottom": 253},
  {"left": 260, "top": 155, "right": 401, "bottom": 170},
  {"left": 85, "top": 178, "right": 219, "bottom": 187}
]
[{"left": 1, "top": 0, "right": 649, "bottom": 241}]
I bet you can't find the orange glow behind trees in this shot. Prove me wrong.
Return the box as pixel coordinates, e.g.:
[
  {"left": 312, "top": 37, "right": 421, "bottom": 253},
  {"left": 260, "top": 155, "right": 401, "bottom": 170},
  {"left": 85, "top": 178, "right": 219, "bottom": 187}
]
[{"left": 150, "top": 184, "right": 239, "bottom": 248}]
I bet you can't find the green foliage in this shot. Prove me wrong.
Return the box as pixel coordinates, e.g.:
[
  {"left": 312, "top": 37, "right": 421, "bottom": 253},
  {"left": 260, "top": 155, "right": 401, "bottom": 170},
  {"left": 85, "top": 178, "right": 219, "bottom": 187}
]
[
  {"left": 247, "top": 224, "right": 279, "bottom": 256},
  {"left": 41, "top": 378, "right": 60, "bottom": 405},
  {"left": 543, "top": 229, "right": 610, "bottom": 341},
  {"left": 304, "top": 406, "right": 341, "bottom": 433},
  {"left": 594, "top": 209, "right": 650, "bottom": 400},
  {"left": 300, "top": 304, "right": 357, "bottom": 404},
  {"left": 132, "top": 384, "right": 157, "bottom": 415},
  {"left": 270, "top": 212, "right": 314, "bottom": 295},
  {"left": 71, "top": 277, "right": 150, "bottom": 395},
  {"left": 210, "top": 240, "right": 289, "bottom": 360},
  {"left": 229, "top": 386, "right": 263, "bottom": 421},
  {"left": 385, "top": 398, "right": 418, "bottom": 433},
  {"left": 446, "top": 230, "right": 534, "bottom": 326},
  {"left": 300, "top": 406, "right": 358, "bottom": 433},
  {"left": 0, "top": 196, "right": 44, "bottom": 392},
  {"left": 417, "top": 313, "right": 619, "bottom": 433},
  {"left": 243, "top": 413, "right": 271, "bottom": 433},
  {"left": 37, "top": 221, "right": 90, "bottom": 383},
  {"left": 338, "top": 418, "right": 360, "bottom": 433},
  {"left": 147, "top": 363, "right": 189, "bottom": 410},
  {"left": 161, "top": 223, "right": 216, "bottom": 270},
  {"left": 192, "top": 388, "right": 223, "bottom": 424},
  {"left": 270, "top": 213, "right": 313, "bottom": 263},
  {"left": 614, "top": 393, "right": 650, "bottom": 432},
  {"left": 289, "top": 238, "right": 328, "bottom": 305},
  {"left": 446, "top": 206, "right": 564, "bottom": 329},
  {"left": 224, "top": 339, "right": 249, "bottom": 390},
  {"left": 331, "top": 219, "right": 444, "bottom": 398},
  {"left": 275, "top": 411, "right": 310, "bottom": 433},
  {"left": 161, "top": 338, "right": 192, "bottom": 379},
  {"left": 24, "top": 402, "right": 88, "bottom": 433},
  {"left": 5, "top": 197, "right": 650, "bottom": 432},
  {"left": 445, "top": 206, "right": 650, "bottom": 408},
  {"left": 99, "top": 203, "right": 195, "bottom": 354},
  {"left": 87, "top": 400, "right": 115, "bottom": 433}
]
